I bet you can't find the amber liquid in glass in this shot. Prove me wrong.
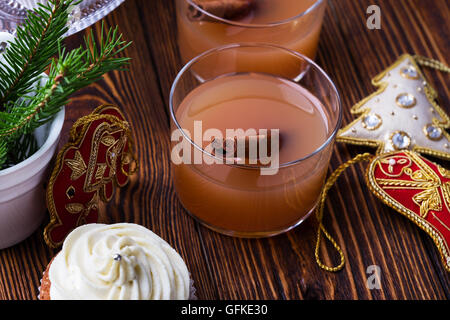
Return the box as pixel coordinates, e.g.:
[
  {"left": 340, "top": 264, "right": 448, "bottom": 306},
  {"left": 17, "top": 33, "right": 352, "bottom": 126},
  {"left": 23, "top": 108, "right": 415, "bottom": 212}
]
[
  {"left": 172, "top": 73, "right": 332, "bottom": 235},
  {"left": 177, "top": 0, "right": 326, "bottom": 63}
]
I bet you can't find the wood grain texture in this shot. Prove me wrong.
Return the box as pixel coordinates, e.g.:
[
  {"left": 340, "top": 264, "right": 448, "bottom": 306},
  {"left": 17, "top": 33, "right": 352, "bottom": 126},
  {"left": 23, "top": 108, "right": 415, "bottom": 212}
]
[{"left": 0, "top": 0, "right": 448, "bottom": 300}]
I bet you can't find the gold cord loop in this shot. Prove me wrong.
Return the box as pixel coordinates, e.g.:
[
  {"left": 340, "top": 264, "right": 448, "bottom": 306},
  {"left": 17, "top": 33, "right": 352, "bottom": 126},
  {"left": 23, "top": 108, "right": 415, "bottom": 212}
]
[
  {"left": 413, "top": 55, "right": 450, "bottom": 131},
  {"left": 414, "top": 55, "right": 450, "bottom": 73},
  {"left": 315, "top": 153, "right": 374, "bottom": 272}
]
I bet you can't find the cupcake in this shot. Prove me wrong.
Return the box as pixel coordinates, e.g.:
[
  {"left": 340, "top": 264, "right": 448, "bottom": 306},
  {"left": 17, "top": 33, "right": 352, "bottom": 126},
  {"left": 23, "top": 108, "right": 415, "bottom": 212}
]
[{"left": 39, "top": 223, "right": 193, "bottom": 300}]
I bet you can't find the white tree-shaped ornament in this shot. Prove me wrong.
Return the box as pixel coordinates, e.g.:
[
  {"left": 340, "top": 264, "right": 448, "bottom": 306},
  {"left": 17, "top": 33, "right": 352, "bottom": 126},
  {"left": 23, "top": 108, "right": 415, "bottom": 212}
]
[{"left": 338, "top": 54, "right": 450, "bottom": 160}]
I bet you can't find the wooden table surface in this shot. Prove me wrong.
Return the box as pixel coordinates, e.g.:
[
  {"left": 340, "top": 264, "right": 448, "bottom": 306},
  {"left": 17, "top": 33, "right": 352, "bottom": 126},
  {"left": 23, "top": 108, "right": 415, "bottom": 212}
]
[{"left": 0, "top": 0, "right": 449, "bottom": 300}]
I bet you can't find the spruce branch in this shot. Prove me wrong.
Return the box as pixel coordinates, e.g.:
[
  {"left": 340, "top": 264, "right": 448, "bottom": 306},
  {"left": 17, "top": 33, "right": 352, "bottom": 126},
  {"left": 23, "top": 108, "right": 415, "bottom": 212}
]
[
  {"left": 0, "top": 0, "right": 73, "bottom": 110},
  {"left": 0, "top": 141, "right": 6, "bottom": 166},
  {"left": 0, "top": 1, "right": 131, "bottom": 169}
]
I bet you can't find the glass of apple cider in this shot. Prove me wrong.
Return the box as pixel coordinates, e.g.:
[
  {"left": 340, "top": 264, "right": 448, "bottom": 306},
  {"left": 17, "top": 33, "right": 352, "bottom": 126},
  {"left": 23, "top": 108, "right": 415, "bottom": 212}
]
[
  {"left": 170, "top": 44, "right": 341, "bottom": 237},
  {"left": 176, "top": 0, "right": 326, "bottom": 65}
]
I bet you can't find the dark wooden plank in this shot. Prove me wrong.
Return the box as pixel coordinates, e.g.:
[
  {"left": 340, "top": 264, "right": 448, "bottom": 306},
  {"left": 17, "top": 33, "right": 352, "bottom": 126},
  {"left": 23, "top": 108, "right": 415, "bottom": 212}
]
[{"left": 135, "top": 0, "right": 183, "bottom": 107}]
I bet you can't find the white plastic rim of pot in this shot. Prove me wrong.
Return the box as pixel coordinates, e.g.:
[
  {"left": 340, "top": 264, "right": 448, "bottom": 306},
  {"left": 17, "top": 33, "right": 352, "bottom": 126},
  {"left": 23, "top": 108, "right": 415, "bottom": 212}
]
[{"left": 0, "top": 108, "right": 65, "bottom": 249}]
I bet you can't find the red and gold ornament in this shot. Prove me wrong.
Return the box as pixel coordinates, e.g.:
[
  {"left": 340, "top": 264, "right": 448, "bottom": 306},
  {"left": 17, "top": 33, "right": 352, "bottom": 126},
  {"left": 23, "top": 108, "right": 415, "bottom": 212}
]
[
  {"left": 367, "top": 151, "right": 450, "bottom": 271},
  {"left": 44, "top": 104, "right": 138, "bottom": 248}
]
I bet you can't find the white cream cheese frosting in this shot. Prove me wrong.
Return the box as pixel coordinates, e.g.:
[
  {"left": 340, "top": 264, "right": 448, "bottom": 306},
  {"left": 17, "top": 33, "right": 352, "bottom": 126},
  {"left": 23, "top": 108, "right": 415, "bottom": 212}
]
[{"left": 48, "top": 223, "right": 191, "bottom": 300}]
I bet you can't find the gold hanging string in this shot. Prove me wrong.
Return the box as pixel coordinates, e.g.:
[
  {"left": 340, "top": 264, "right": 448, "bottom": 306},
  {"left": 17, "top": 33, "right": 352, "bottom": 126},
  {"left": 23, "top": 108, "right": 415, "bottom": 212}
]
[
  {"left": 414, "top": 55, "right": 450, "bottom": 73},
  {"left": 413, "top": 55, "right": 450, "bottom": 129},
  {"left": 315, "top": 153, "right": 373, "bottom": 272}
]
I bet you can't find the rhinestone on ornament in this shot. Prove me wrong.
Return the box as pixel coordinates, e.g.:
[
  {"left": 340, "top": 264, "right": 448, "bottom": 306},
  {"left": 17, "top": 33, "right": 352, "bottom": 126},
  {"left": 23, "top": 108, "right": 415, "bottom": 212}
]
[
  {"left": 362, "top": 113, "right": 382, "bottom": 130},
  {"left": 423, "top": 124, "right": 443, "bottom": 141},
  {"left": 396, "top": 93, "right": 417, "bottom": 108},
  {"left": 390, "top": 131, "right": 411, "bottom": 150},
  {"left": 400, "top": 65, "right": 419, "bottom": 80},
  {"left": 113, "top": 254, "right": 122, "bottom": 261}
]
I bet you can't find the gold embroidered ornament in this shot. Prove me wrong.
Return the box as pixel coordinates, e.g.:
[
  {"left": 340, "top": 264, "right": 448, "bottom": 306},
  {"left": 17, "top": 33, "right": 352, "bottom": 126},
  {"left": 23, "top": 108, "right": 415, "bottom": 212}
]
[
  {"left": 44, "top": 105, "right": 138, "bottom": 248},
  {"left": 315, "top": 55, "right": 450, "bottom": 273}
]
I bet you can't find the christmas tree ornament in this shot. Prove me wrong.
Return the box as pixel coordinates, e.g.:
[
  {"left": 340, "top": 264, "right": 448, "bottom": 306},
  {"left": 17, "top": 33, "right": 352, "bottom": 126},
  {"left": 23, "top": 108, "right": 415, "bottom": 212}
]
[
  {"left": 43, "top": 105, "right": 138, "bottom": 248},
  {"left": 337, "top": 54, "right": 449, "bottom": 159},
  {"left": 315, "top": 54, "right": 450, "bottom": 273}
]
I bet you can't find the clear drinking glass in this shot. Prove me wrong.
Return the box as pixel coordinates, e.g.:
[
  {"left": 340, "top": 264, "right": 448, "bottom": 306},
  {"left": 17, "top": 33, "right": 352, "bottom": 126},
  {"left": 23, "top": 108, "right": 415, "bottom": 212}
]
[
  {"left": 175, "top": 0, "right": 327, "bottom": 64},
  {"left": 170, "top": 44, "right": 341, "bottom": 237}
]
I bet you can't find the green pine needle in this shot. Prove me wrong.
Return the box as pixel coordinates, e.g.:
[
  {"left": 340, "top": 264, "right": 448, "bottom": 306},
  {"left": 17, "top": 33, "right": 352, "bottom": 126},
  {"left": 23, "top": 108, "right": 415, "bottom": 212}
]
[{"left": 0, "top": 0, "right": 131, "bottom": 169}]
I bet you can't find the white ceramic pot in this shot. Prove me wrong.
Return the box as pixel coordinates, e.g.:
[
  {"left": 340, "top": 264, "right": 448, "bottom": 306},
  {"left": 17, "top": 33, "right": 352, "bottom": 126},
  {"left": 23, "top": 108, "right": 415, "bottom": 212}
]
[
  {"left": 0, "top": 31, "right": 66, "bottom": 248},
  {"left": 0, "top": 108, "right": 65, "bottom": 249}
]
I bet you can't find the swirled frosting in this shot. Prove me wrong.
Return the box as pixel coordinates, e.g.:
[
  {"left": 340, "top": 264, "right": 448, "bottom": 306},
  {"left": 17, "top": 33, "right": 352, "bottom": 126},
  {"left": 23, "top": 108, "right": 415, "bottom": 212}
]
[{"left": 48, "top": 223, "right": 191, "bottom": 300}]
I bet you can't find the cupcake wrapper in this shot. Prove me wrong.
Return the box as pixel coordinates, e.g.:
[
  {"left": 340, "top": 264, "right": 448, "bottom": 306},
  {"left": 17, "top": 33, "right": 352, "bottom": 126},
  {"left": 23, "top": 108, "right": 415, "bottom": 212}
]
[
  {"left": 37, "top": 267, "right": 48, "bottom": 300},
  {"left": 189, "top": 274, "right": 197, "bottom": 300}
]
